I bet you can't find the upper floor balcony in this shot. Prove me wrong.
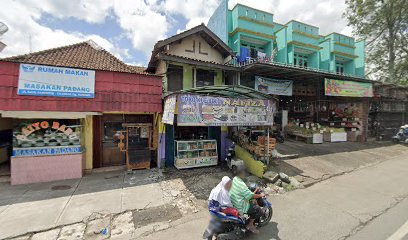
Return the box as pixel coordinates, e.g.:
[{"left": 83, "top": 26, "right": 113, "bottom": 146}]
[
  {"left": 323, "top": 33, "right": 357, "bottom": 58},
  {"left": 229, "top": 4, "right": 276, "bottom": 36},
  {"left": 286, "top": 20, "right": 320, "bottom": 49}
]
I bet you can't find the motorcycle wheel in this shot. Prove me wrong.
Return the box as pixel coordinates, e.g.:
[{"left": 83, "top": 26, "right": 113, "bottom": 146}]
[{"left": 257, "top": 206, "right": 273, "bottom": 227}]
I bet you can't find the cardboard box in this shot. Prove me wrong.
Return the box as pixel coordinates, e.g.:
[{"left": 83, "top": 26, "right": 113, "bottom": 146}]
[{"left": 323, "top": 132, "right": 347, "bottom": 142}]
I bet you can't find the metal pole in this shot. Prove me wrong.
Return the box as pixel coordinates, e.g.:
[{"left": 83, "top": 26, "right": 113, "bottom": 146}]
[{"left": 267, "top": 127, "right": 270, "bottom": 165}]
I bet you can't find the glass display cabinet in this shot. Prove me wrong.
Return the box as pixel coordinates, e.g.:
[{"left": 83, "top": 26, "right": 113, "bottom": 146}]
[{"left": 174, "top": 139, "right": 218, "bottom": 169}]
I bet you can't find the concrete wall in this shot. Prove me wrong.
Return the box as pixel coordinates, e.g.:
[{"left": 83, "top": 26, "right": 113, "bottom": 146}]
[
  {"left": 167, "top": 34, "right": 225, "bottom": 64},
  {"left": 83, "top": 116, "right": 93, "bottom": 170},
  {"left": 207, "top": 0, "right": 228, "bottom": 43},
  {"left": 355, "top": 40, "right": 365, "bottom": 78},
  {"left": 11, "top": 154, "right": 82, "bottom": 185}
]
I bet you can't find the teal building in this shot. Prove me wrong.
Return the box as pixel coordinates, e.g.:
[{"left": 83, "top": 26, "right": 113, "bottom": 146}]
[{"left": 208, "top": 1, "right": 365, "bottom": 78}]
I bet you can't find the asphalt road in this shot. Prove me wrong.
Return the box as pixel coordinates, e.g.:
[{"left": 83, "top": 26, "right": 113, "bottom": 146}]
[
  {"left": 246, "top": 152, "right": 408, "bottom": 240},
  {"left": 348, "top": 197, "right": 408, "bottom": 240},
  {"left": 142, "top": 148, "right": 408, "bottom": 240}
]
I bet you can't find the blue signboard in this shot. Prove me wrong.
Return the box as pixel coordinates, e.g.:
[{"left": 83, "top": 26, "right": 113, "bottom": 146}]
[
  {"left": 18, "top": 64, "right": 95, "bottom": 98},
  {"left": 12, "top": 146, "right": 82, "bottom": 157}
]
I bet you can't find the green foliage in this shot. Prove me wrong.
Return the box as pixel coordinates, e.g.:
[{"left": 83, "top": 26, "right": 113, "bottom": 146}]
[{"left": 344, "top": 0, "right": 408, "bottom": 83}]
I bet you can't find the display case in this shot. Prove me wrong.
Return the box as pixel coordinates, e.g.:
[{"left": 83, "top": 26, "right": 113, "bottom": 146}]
[{"left": 174, "top": 140, "right": 218, "bottom": 169}]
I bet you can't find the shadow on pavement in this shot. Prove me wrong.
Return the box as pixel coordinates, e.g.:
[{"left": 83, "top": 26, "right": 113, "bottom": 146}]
[
  {"left": 248, "top": 221, "right": 280, "bottom": 240},
  {"left": 276, "top": 140, "right": 394, "bottom": 158},
  {"left": 0, "top": 168, "right": 162, "bottom": 207}
]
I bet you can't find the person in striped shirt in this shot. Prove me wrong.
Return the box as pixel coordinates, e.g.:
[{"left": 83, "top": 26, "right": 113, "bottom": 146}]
[{"left": 230, "top": 167, "right": 265, "bottom": 233}]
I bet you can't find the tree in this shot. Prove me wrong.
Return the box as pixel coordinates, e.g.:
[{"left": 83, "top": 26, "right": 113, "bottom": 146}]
[{"left": 344, "top": 0, "right": 408, "bottom": 83}]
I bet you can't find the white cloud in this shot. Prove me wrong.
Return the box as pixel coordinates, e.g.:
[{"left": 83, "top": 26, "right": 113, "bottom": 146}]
[
  {"left": 163, "top": 0, "right": 352, "bottom": 37},
  {"left": 21, "top": 0, "right": 114, "bottom": 24},
  {"left": 112, "top": 0, "right": 169, "bottom": 56},
  {"left": 0, "top": 0, "right": 354, "bottom": 64},
  {"left": 0, "top": 0, "right": 128, "bottom": 60},
  {"left": 163, "top": 0, "right": 220, "bottom": 31}
]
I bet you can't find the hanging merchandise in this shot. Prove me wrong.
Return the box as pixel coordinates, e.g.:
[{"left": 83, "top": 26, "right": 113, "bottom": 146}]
[{"left": 257, "top": 51, "right": 266, "bottom": 59}]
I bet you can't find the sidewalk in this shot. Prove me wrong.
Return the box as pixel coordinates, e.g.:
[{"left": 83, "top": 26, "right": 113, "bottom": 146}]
[
  {"left": 141, "top": 145, "right": 408, "bottom": 240},
  {"left": 0, "top": 143, "right": 406, "bottom": 239},
  {"left": 0, "top": 169, "right": 173, "bottom": 239},
  {"left": 273, "top": 141, "right": 406, "bottom": 186}
]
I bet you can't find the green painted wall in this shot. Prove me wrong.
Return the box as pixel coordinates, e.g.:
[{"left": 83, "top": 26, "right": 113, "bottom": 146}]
[
  {"left": 210, "top": 3, "right": 366, "bottom": 78},
  {"left": 215, "top": 69, "right": 223, "bottom": 85},
  {"left": 183, "top": 65, "right": 193, "bottom": 89},
  {"left": 355, "top": 40, "right": 365, "bottom": 78}
]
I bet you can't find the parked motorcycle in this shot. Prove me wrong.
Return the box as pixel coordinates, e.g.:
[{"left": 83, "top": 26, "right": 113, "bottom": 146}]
[
  {"left": 271, "top": 129, "right": 285, "bottom": 144},
  {"left": 392, "top": 125, "right": 408, "bottom": 144},
  {"left": 225, "top": 142, "right": 245, "bottom": 175},
  {"left": 203, "top": 182, "right": 273, "bottom": 240}
]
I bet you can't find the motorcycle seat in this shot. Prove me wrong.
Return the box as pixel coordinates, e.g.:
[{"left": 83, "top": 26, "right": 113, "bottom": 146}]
[{"left": 209, "top": 210, "right": 245, "bottom": 224}]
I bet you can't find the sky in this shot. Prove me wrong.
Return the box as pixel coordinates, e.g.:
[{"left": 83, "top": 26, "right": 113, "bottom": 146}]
[{"left": 0, "top": 0, "right": 353, "bottom": 66}]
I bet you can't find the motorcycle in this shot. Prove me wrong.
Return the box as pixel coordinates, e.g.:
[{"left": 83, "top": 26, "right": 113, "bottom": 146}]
[
  {"left": 271, "top": 129, "right": 285, "bottom": 144},
  {"left": 392, "top": 125, "right": 408, "bottom": 144},
  {"left": 203, "top": 182, "right": 273, "bottom": 240},
  {"left": 225, "top": 142, "right": 245, "bottom": 175}
]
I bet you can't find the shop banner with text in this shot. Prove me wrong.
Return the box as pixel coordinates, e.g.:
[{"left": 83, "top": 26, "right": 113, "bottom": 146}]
[
  {"left": 255, "top": 76, "right": 293, "bottom": 96},
  {"left": 177, "top": 94, "right": 276, "bottom": 126},
  {"left": 162, "top": 95, "right": 177, "bottom": 125},
  {"left": 325, "top": 78, "right": 373, "bottom": 97},
  {"left": 18, "top": 63, "right": 95, "bottom": 98}
]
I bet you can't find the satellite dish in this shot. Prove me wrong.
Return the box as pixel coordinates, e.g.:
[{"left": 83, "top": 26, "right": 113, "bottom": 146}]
[{"left": 0, "top": 22, "right": 9, "bottom": 37}]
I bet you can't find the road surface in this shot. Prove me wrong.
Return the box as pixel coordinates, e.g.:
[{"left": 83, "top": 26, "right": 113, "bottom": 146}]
[{"left": 142, "top": 148, "right": 408, "bottom": 240}]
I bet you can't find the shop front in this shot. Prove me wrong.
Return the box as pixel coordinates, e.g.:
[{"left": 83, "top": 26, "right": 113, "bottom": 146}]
[
  {"left": 159, "top": 86, "right": 276, "bottom": 170},
  {"left": 244, "top": 63, "right": 374, "bottom": 143},
  {"left": 0, "top": 41, "right": 162, "bottom": 185},
  {"left": 93, "top": 113, "right": 156, "bottom": 170},
  {"left": 10, "top": 118, "right": 84, "bottom": 185}
]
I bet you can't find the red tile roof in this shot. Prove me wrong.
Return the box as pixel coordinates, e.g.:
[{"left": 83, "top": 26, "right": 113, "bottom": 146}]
[{"left": 1, "top": 40, "right": 150, "bottom": 75}]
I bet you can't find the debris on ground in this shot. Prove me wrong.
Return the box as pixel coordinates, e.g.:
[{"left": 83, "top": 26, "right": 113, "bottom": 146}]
[{"left": 263, "top": 170, "right": 304, "bottom": 194}]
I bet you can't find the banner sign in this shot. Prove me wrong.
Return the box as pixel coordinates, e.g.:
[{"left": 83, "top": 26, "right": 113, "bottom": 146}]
[
  {"left": 18, "top": 64, "right": 95, "bottom": 98},
  {"left": 325, "top": 78, "right": 373, "bottom": 97},
  {"left": 13, "top": 146, "right": 82, "bottom": 157},
  {"left": 162, "top": 95, "right": 177, "bottom": 125},
  {"left": 177, "top": 94, "right": 276, "bottom": 126},
  {"left": 12, "top": 120, "right": 81, "bottom": 157},
  {"left": 255, "top": 76, "right": 293, "bottom": 96}
]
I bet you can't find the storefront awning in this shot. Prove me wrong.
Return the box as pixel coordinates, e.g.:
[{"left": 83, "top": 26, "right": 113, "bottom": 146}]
[
  {"left": 166, "top": 85, "right": 275, "bottom": 100},
  {"left": 0, "top": 111, "right": 101, "bottom": 119},
  {"left": 243, "top": 62, "right": 372, "bottom": 83}
]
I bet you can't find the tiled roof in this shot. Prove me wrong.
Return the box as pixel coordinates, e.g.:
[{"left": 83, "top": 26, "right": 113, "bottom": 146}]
[{"left": 1, "top": 40, "right": 150, "bottom": 75}]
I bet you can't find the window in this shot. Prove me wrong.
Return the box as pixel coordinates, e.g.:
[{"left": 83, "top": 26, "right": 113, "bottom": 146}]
[
  {"left": 240, "top": 73, "right": 255, "bottom": 88},
  {"left": 263, "top": 15, "right": 266, "bottom": 21},
  {"left": 254, "top": 13, "right": 257, "bottom": 19},
  {"left": 246, "top": 10, "right": 248, "bottom": 16},
  {"left": 294, "top": 53, "right": 308, "bottom": 68},
  {"left": 167, "top": 65, "right": 183, "bottom": 92},
  {"left": 336, "top": 62, "right": 344, "bottom": 74},
  {"left": 196, "top": 69, "right": 215, "bottom": 87}
]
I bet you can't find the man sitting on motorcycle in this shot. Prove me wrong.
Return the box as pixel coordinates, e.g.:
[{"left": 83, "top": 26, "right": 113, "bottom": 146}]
[{"left": 230, "top": 167, "right": 265, "bottom": 234}]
